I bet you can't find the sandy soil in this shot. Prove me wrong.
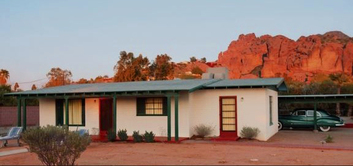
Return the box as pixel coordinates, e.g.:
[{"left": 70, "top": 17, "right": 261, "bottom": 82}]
[{"left": 1, "top": 128, "right": 353, "bottom": 165}]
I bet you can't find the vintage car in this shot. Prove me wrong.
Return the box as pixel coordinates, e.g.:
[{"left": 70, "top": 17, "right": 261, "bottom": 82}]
[{"left": 278, "top": 109, "right": 345, "bottom": 132}]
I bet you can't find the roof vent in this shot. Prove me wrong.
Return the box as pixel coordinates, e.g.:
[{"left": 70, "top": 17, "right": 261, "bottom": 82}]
[
  {"left": 201, "top": 73, "right": 214, "bottom": 79},
  {"left": 202, "top": 67, "right": 229, "bottom": 79}
]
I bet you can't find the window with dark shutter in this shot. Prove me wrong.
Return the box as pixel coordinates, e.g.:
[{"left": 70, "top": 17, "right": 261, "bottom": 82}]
[
  {"left": 55, "top": 99, "right": 86, "bottom": 126},
  {"left": 136, "top": 97, "right": 167, "bottom": 116}
]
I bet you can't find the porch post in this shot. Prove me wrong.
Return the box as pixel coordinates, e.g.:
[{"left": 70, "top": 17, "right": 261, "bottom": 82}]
[
  {"left": 17, "top": 98, "right": 21, "bottom": 127},
  {"left": 65, "top": 97, "right": 69, "bottom": 126},
  {"left": 314, "top": 102, "right": 317, "bottom": 131},
  {"left": 174, "top": 94, "right": 179, "bottom": 141},
  {"left": 112, "top": 95, "right": 117, "bottom": 134},
  {"left": 22, "top": 99, "right": 27, "bottom": 131},
  {"left": 167, "top": 95, "right": 171, "bottom": 141}
]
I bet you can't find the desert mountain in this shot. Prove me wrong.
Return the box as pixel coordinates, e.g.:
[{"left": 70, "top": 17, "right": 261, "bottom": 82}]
[{"left": 217, "top": 31, "right": 353, "bottom": 82}]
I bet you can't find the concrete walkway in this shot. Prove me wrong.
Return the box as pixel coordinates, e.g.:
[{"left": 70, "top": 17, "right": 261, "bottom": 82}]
[{"left": 0, "top": 148, "right": 28, "bottom": 157}]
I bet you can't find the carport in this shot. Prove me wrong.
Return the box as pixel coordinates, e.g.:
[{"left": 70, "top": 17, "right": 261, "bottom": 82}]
[{"left": 278, "top": 94, "right": 353, "bottom": 131}]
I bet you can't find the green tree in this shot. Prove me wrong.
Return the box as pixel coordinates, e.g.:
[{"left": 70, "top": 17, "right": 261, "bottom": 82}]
[
  {"left": 342, "top": 83, "right": 353, "bottom": 116},
  {"left": 31, "top": 84, "right": 37, "bottom": 90},
  {"left": 0, "top": 69, "right": 10, "bottom": 85},
  {"left": 77, "top": 78, "right": 89, "bottom": 84},
  {"left": 200, "top": 57, "right": 207, "bottom": 63},
  {"left": 150, "top": 54, "right": 174, "bottom": 80},
  {"left": 0, "top": 85, "right": 17, "bottom": 106},
  {"left": 113, "top": 51, "right": 150, "bottom": 82},
  {"left": 190, "top": 56, "right": 197, "bottom": 63},
  {"left": 191, "top": 66, "right": 204, "bottom": 75},
  {"left": 13, "top": 82, "right": 20, "bottom": 91},
  {"left": 45, "top": 68, "right": 72, "bottom": 87},
  {"left": 329, "top": 72, "right": 351, "bottom": 115}
]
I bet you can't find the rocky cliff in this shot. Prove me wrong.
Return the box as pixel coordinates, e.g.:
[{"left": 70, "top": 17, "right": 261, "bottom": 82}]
[{"left": 217, "top": 31, "right": 353, "bottom": 82}]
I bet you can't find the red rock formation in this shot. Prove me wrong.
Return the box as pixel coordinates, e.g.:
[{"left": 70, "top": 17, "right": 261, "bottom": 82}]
[{"left": 218, "top": 31, "right": 353, "bottom": 82}]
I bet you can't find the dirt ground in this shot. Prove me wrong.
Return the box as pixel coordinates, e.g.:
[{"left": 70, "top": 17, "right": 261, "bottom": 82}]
[{"left": 1, "top": 128, "right": 353, "bottom": 165}]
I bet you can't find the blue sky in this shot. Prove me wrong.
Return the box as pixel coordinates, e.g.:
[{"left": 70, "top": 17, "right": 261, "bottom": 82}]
[{"left": 1, "top": 0, "right": 352, "bottom": 90}]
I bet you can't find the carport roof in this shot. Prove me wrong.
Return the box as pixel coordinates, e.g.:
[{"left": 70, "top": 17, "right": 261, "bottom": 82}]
[
  {"left": 5, "top": 78, "right": 287, "bottom": 98},
  {"left": 279, "top": 94, "right": 353, "bottom": 103}
]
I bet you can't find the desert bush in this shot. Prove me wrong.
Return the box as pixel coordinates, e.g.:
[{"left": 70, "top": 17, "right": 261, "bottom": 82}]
[
  {"left": 193, "top": 124, "right": 214, "bottom": 138},
  {"left": 240, "top": 126, "right": 260, "bottom": 139},
  {"left": 118, "top": 129, "right": 128, "bottom": 141},
  {"left": 132, "top": 131, "right": 143, "bottom": 142},
  {"left": 325, "top": 134, "right": 334, "bottom": 143},
  {"left": 22, "top": 125, "right": 91, "bottom": 166},
  {"left": 143, "top": 131, "right": 155, "bottom": 143},
  {"left": 107, "top": 129, "right": 116, "bottom": 142}
]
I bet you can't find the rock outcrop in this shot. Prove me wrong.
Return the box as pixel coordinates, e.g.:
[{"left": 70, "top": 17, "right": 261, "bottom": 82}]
[{"left": 218, "top": 31, "right": 353, "bottom": 82}]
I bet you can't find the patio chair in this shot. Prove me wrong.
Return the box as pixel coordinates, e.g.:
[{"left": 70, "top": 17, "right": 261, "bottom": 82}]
[
  {"left": 76, "top": 129, "right": 89, "bottom": 137},
  {"left": 0, "top": 127, "right": 23, "bottom": 147}
]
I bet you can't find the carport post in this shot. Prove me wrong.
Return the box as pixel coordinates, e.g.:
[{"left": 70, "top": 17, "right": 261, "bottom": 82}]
[
  {"left": 314, "top": 103, "right": 317, "bottom": 131},
  {"left": 17, "top": 97, "right": 21, "bottom": 127},
  {"left": 22, "top": 99, "right": 27, "bottom": 131},
  {"left": 167, "top": 95, "right": 171, "bottom": 141},
  {"left": 65, "top": 97, "right": 69, "bottom": 126},
  {"left": 174, "top": 94, "right": 179, "bottom": 141}
]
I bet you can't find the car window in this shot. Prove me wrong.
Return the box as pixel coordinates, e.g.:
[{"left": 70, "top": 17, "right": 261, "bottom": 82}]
[
  {"left": 307, "top": 110, "right": 322, "bottom": 117},
  {"left": 297, "top": 110, "right": 306, "bottom": 116},
  {"left": 307, "top": 110, "right": 313, "bottom": 116}
]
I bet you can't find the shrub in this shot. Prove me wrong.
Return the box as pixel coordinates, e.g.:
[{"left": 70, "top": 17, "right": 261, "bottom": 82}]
[
  {"left": 193, "top": 124, "right": 214, "bottom": 138},
  {"left": 107, "top": 129, "right": 116, "bottom": 142},
  {"left": 143, "top": 131, "right": 155, "bottom": 143},
  {"left": 240, "top": 127, "right": 260, "bottom": 139},
  {"left": 118, "top": 129, "right": 128, "bottom": 141},
  {"left": 132, "top": 131, "right": 143, "bottom": 142},
  {"left": 325, "top": 135, "right": 334, "bottom": 143},
  {"left": 22, "top": 125, "right": 91, "bottom": 166}
]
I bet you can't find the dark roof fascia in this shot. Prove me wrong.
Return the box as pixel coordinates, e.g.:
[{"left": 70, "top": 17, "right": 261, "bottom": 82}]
[
  {"left": 279, "top": 94, "right": 353, "bottom": 103},
  {"left": 6, "top": 90, "right": 182, "bottom": 99}
]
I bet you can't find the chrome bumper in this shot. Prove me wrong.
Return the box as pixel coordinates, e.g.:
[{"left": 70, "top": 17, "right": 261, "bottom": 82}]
[{"left": 336, "top": 123, "right": 345, "bottom": 126}]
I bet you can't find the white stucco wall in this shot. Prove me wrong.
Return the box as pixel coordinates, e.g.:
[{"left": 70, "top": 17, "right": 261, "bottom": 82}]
[
  {"left": 189, "top": 88, "right": 278, "bottom": 141},
  {"left": 39, "top": 98, "right": 56, "bottom": 126},
  {"left": 37, "top": 88, "right": 278, "bottom": 141},
  {"left": 85, "top": 98, "right": 99, "bottom": 135},
  {"left": 117, "top": 92, "right": 190, "bottom": 137},
  {"left": 264, "top": 89, "right": 279, "bottom": 140}
]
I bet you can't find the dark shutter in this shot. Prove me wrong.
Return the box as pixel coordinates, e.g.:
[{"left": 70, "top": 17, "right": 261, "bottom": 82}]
[
  {"left": 162, "top": 97, "right": 167, "bottom": 115},
  {"left": 136, "top": 98, "right": 145, "bottom": 115},
  {"left": 82, "top": 99, "right": 85, "bottom": 126},
  {"left": 55, "top": 99, "right": 64, "bottom": 126}
]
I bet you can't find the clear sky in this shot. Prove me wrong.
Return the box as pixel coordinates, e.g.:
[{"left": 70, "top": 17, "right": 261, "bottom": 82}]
[{"left": 1, "top": 0, "right": 352, "bottom": 90}]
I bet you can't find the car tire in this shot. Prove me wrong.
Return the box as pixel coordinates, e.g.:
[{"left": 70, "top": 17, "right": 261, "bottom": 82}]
[
  {"left": 278, "top": 121, "right": 283, "bottom": 130},
  {"left": 319, "top": 126, "right": 331, "bottom": 132}
]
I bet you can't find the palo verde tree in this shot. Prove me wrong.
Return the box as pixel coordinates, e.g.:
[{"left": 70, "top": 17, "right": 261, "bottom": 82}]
[
  {"left": 45, "top": 67, "right": 72, "bottom": 87},
  {"left": 113, "top": 51, "right": 150, "bottom": 82}
]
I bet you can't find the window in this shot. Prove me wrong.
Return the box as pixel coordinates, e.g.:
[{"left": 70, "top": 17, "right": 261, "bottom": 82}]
[
  {"left": 269, "top": 96, "right": 273, "bottom": 126},
  {"left": 56, "top": 99, "right": 85, "bottom": 126},
  {"left": 136, "top": 97, "right": 167, "bottom": 116},
  {"left": 297, "top": 110, "right": 306, "bottom": 116},
  {"left": 307, "top": 110, "right": 322, "bottom": 117}
]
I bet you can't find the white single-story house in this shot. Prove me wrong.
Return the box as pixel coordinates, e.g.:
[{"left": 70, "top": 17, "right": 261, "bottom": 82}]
[{"left": 6, "top": 77, "right": 287, "bottom": 141}]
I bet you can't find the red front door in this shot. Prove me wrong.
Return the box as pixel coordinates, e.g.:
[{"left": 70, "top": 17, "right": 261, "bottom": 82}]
[
  {"left": 99, "top": 98, "right": 113, "bottom": 136},
  {"left": 219, "top": 96, "right": 237, "bottom": 137}
]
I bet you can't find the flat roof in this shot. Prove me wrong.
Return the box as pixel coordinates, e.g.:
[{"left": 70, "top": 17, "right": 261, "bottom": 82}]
[
  {"left": 5, "top": 78, "right": 287, "bottom": 98},
  {"left": 279, "top": 94, "right": 353, "bottom": 103}
]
